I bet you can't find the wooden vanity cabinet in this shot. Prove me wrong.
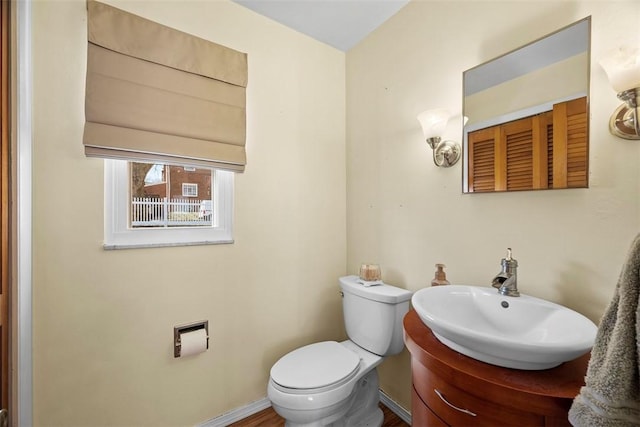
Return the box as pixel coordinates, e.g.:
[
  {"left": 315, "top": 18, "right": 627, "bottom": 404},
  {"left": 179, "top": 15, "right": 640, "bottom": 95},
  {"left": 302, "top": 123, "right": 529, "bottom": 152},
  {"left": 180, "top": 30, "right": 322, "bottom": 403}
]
[{"left": 403, "top": 309, "right": 589, "bottom": 427}]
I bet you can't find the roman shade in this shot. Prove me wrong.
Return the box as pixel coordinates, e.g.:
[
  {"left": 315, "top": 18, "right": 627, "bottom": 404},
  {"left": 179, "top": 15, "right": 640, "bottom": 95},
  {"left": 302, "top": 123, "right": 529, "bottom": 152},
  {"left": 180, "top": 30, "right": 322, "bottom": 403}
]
[{"left": 83, "top": 1, "right": 248, "bottom": 172}]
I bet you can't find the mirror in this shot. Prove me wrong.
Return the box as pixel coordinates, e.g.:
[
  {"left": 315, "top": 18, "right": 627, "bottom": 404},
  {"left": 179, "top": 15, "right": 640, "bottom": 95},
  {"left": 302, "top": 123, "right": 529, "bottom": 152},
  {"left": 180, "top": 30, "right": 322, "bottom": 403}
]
[{"left": 462, "top": 17, "right": 591, "bottom": 193}]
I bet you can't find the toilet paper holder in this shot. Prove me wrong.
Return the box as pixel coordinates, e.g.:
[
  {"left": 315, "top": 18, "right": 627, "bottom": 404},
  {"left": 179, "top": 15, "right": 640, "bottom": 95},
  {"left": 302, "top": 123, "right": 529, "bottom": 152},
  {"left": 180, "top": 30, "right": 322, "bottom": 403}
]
[{"left": 174, "top": 320, "right": 209, "bottom": 358}]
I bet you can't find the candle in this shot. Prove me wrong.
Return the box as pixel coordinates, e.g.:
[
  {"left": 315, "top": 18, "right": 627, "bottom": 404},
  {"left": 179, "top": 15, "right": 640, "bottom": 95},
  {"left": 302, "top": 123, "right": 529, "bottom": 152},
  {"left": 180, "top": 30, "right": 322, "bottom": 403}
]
[{"left": 359, "top": 264, "right": 381, "bottom": 281}]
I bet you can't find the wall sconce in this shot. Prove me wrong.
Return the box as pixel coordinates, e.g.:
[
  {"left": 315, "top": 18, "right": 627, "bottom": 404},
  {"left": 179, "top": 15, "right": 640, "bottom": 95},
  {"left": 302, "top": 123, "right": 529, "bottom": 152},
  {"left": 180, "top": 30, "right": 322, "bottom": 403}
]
[
  {"left": 417, "top": 108, "right": 461, "bottom": 167},
  {"left": 599, "top": 46, "right": 640, "bottom": 140}
]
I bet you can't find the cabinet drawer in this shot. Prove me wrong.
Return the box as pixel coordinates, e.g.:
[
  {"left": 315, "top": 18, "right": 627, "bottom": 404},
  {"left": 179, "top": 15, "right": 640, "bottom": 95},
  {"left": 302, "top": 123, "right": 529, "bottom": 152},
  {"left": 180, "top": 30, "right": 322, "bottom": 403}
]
[
  {"left": 413, "top": 361, "right": 544, "bottom": 426},
  {"left": 412, "top": 385, "right": 448, "bottom": 427}
]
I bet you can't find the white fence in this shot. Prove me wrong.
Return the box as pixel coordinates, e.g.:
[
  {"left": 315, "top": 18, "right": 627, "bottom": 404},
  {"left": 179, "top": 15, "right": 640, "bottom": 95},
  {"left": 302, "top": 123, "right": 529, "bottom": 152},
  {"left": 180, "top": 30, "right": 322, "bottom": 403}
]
[{"left": 131, "top": 197, "right": 212, "bottom": 227}]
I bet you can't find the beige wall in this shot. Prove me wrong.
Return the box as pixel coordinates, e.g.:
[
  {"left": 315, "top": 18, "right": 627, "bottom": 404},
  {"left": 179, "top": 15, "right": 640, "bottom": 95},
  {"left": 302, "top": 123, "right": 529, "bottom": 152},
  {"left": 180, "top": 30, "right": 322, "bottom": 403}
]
[
  {"left": 31, "top": 1, "right": 346, "bottom": 425},
  {"left": 347, "top": 0, "right": 640, "bottom": 410}
]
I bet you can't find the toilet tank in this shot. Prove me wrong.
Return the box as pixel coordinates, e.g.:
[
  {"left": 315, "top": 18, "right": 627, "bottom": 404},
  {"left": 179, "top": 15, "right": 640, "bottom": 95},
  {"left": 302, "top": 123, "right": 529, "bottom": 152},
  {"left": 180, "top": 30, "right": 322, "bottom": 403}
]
[{"left": 339, "top": 275, "right": 413, "bottom": 357}]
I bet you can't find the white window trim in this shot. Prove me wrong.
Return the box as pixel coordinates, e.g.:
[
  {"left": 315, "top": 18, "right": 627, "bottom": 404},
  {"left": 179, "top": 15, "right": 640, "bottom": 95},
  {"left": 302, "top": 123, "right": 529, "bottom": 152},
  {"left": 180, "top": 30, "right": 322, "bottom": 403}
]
[
  {"left": 104, "top": 159, "right": 234, "bottom": 250},
  {"left": 17, "top": 0, "right": 34, "bottom": 423}
]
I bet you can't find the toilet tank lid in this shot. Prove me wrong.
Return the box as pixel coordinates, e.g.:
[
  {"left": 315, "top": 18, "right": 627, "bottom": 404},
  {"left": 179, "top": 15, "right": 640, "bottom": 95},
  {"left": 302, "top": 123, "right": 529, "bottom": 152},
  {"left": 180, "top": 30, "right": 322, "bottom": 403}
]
[{"left": 339, "top": 275, "right": 412, "bottom": 304}]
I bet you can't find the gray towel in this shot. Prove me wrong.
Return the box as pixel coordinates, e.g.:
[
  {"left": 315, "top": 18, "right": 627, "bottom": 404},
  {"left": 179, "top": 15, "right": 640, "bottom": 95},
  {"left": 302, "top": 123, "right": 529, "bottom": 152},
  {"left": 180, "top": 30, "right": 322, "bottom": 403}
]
[{"left": 569, "top": 234, "right": 640, "bottom": 426}]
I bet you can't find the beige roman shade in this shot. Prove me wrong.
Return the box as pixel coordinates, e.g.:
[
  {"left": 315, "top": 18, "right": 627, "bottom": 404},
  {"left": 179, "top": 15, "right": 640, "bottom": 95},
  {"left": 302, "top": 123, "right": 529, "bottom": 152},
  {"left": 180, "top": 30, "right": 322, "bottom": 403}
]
[{"left": 83, "top": 1, "right": 248, "bottom": 172}]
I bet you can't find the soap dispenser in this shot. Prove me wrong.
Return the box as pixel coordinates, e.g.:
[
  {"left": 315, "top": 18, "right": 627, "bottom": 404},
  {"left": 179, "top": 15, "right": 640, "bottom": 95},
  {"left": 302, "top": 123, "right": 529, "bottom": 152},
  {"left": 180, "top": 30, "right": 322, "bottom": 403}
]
[{"left": 431, "top": 263, "right": 450, "bottom": 286}]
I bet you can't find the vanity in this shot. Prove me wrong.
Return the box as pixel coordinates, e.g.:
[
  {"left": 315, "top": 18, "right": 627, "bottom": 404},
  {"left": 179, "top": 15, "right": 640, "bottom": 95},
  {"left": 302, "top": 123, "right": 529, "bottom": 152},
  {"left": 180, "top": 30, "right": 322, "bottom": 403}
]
[{"left": 403, "top": 309, "right": 589, "bottom": 426}]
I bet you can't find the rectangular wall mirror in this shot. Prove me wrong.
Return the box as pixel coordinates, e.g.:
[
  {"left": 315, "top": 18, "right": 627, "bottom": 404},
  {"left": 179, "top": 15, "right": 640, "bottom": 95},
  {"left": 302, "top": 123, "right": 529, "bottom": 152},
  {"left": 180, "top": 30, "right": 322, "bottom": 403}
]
[{"left": 462, "top": 17, "right": 591, "bottom": 193}]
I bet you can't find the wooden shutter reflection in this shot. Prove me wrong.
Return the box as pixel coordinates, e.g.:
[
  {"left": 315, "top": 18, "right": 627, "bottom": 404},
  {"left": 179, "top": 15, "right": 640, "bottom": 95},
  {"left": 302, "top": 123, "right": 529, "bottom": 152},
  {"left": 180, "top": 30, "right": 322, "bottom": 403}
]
[
  {"left": 567, "top": 98, "right": 588, "bottom": 187},
  {"left": 503, "top": 118, "right": 533, "bottom": 191},
  {"left": 468, "top": 127, "right": 496, "bottom": 192},
  {"left": 467, "top": 97, "right": 587, "bottom": 192},
  {"left": 546, "top": 115, "right": 554, "bottom": 188},
  {"left": 533, "top": 112, "right": 551, "bottom": 190}
]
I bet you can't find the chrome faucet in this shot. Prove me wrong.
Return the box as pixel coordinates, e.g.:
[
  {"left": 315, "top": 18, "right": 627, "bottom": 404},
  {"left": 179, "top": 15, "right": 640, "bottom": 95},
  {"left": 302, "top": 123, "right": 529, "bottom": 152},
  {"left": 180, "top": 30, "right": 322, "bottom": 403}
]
[{"left": 491, "top": 248, "right": 520, "bottom": 297}]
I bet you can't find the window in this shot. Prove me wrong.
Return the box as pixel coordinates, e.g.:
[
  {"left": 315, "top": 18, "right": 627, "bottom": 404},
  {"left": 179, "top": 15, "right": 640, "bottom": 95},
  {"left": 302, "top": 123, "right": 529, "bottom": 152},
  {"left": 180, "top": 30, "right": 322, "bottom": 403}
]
[
  {"left": 131, "top": 163, "right": 211, "bottom": 228},
  {"left": 104, "top": 160, "right": 233, "bottom": 249},
  {"left": 84, "top": 3, "right": 243, "bottom": 250},
  {"left": 182, "top": 183, "right": 198, "bottom": 197}
]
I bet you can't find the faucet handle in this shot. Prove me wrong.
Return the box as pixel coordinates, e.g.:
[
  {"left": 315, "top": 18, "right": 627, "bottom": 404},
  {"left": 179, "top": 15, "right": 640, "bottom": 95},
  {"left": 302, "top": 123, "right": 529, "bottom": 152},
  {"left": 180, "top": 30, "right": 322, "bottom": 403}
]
[{"left": 501, "top": 248, "right": 517, "bottom": 269}]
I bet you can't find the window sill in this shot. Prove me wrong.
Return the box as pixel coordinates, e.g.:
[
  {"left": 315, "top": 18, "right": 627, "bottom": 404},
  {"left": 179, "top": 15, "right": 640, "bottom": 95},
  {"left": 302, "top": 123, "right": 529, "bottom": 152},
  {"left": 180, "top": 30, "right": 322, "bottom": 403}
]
[{"left": 103, "top": 239, "right": 234, "bottom": 250}]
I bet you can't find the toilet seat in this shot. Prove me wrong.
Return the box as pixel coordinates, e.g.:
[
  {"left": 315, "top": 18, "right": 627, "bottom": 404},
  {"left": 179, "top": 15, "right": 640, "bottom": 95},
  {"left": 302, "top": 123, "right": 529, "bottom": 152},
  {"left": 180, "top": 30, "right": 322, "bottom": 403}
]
[{"left": 270, "top": 341, "right": 360, "bottom": 391}]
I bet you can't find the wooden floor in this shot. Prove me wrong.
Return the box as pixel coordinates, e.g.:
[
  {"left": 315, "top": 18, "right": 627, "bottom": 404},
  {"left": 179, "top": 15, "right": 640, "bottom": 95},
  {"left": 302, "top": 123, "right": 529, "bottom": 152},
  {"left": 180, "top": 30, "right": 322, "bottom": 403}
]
[{"left": 229, "top": 402, "right": 409, "bottom": 427}]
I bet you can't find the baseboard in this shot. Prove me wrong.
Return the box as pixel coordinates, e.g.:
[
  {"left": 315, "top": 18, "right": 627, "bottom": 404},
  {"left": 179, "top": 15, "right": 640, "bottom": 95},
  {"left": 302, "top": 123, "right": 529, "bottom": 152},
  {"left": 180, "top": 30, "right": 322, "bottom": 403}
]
[
  {"left": 198, "top": 390, "right": 411, "bottom": 427},
  {"left": 197, "top": 397, "right": 271, "bottom": 427},
  {"left": 379, "top": 389, "right": 412, "bottom": 425}
]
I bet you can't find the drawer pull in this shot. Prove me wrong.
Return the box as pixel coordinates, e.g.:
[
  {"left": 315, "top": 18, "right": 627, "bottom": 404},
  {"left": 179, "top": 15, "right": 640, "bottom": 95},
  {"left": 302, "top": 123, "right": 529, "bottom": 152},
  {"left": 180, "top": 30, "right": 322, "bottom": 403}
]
[{"left": 434, "top": 389, "right": 477, "bottom": 417}]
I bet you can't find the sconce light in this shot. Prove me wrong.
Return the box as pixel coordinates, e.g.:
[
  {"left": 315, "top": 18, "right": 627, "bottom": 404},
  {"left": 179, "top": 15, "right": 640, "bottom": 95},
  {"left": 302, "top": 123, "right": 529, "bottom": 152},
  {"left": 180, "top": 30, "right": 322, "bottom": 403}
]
[
  {"left": 599, "top": 46, "right": 640, "bottom": 140},
  {"left": 417, "top": 108, "right": 461, "bottom": 167}
]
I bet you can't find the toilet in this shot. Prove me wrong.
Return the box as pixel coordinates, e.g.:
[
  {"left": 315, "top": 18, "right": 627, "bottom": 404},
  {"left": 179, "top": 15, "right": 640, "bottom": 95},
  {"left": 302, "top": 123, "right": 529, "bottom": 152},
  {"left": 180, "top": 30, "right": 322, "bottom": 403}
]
[{"left": 267, "top": 275, "right": 412, "bottom": 427}]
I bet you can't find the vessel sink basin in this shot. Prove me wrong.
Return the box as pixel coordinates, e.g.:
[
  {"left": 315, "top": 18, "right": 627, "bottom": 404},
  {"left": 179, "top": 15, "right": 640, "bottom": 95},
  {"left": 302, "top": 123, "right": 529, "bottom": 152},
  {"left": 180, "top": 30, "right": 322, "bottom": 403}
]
[{"left": 412, "top": 285, "right": 597, "bottom": 370}]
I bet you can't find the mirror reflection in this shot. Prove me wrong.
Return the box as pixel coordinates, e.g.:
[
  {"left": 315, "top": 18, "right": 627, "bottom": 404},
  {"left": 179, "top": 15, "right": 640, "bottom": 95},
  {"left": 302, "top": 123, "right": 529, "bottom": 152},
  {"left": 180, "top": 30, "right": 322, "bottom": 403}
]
[{"left": 462, "top": 17, "right": 591, "bottom": 193}]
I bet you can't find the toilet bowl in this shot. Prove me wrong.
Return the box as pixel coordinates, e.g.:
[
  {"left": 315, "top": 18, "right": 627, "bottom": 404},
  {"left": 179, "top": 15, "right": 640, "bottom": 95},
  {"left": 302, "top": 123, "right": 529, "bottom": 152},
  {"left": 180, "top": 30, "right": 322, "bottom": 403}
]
[
  {"left": 267, "top": 276, "right": 412, "bottom": 427},
  {"left": 268, "top": 340, "right": 383, "bottom": 426}
]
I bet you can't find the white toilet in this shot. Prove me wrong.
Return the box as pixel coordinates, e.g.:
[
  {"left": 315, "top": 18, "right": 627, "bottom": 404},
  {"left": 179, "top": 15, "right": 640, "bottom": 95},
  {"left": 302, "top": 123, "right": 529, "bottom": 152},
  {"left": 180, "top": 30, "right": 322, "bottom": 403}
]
[{"left": 267, "top": 275, "right": 412, "bottom": 427}]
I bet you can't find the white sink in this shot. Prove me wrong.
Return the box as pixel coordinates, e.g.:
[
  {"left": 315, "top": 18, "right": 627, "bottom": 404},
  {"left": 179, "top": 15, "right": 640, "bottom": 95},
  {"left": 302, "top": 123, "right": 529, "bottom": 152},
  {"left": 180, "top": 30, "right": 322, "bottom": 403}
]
[{"left": 412, "top": 285, "right": 597, "bottom": 370}]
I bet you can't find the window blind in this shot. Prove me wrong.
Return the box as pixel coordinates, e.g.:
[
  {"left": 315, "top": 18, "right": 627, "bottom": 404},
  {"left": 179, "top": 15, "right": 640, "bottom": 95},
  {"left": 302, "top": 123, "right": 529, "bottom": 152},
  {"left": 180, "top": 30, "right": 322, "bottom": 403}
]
[{"left": 83, "top": 1, "right": 248, "bottom": 172}]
